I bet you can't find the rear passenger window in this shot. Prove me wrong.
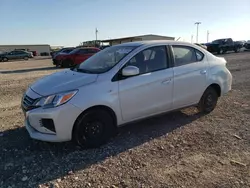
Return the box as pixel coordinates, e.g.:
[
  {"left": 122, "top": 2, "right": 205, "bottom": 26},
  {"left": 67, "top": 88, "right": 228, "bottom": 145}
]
[
  {"left": 172, "top": 46, "right": 204, "bottom": 67},
  {"left": 78, "top": 49, "right": 87, "bottom": 54}
]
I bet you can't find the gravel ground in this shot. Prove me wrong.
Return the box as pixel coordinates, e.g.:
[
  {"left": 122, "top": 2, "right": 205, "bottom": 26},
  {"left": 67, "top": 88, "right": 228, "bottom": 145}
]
[{"left": 0, "top": 53, "right": 250, "bottom": 188}]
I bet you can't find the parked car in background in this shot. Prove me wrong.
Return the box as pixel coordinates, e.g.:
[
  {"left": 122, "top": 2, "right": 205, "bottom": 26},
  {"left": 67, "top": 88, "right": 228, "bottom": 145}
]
[
  {"left": 194, "top": 43, "right": 207, "bottom": 50},
  {"left": 14, "top": 49, "right": 34, "bottom": 58},
  {"left": 51, "top": 47, "right": 75, "bottom": 59},
  {"left": 234, "top": 41, "right": 245, "bottom": 49},
  {"left": 100, "top": 45, "right": 110, "bottom": 50},
  {"left": 52, "top": 48, "right": 75, "bottom": 66},
  {"left": 0, "top": 50, "right": 32, "bottom": 61},
  {"left": 22, "top": 40, "right": 232, "bottom": 148},
  {"left": 58, "top": 47, "right": 100, "bottom": 68},
  {"left": 205, "top": 38, "right": 242, "bottom": 54},
  {"left": 244, "top": 40, "right": 250, "bottom": 50}
]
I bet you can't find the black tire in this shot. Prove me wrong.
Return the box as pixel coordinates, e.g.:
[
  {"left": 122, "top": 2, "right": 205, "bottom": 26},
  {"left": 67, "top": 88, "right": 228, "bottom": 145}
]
[
  {"left": 73, "top": 109, "right": 117, "bottom": 148},
  {"left": 24, "top": 56, "right": 29, "bottom": 60},
  {"left": 198, "top": 87, "right": 218, "bottom": 113},
  {"left": 217, "top": 48, "right": 223, "bottom": 54},
  {"left": 2, "top": 57, "right": 8, "bottom": 62},
  {"left": 234, "top": 48, "right": 239, "bottom": 53},
  {"left": 62, "top": 59, "right": 74, "bottom": 68}
]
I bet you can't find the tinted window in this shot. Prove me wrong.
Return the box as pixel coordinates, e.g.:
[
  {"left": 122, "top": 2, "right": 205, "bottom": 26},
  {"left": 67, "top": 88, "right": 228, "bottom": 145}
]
[
  {"left": 77, "top": 49, "right": 87, "bottom": 54},
  {"left": 9, "top": 51, "right": 17, "bottom": 55},
  {"left": 15, "top": 51, "right": 26, "bottom": 54},
  {"left": 85, "top": 49, "right": 99, "bottom": 53},
  {"left": 127, "top": 46, "right": 167, "bottom": 74},
  {"left": 69, "top": 48, "right": 80, "bottom": 54},
  {"left": 63, "top": 49, "right": 73, "bottom": 53},
  {"left": 172, "top": 46, "right": 197, "bottom": 67}
]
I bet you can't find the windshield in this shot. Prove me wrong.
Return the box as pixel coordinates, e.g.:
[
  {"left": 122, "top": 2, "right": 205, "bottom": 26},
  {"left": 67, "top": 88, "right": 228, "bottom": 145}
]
[
  {"left": 69, "top": 48, "right": 80, "bottom": 54},
  {"left": 77, "top": 45, "right": 137, "bottom": 73}
]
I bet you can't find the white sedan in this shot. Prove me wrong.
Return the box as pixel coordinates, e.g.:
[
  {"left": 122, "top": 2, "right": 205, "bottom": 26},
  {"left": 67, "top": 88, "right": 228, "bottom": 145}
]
[{"left": 22, "top": 40, "right": 232, "bottom": 148}]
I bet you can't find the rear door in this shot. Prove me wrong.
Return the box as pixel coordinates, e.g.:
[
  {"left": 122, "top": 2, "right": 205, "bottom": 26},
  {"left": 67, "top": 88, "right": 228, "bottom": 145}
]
[
  {"left": 16, "top": 51, "right": 26, "bottom": 59},
  {"left": 171, "top": 45, "right": 208, "bottom": 109}
]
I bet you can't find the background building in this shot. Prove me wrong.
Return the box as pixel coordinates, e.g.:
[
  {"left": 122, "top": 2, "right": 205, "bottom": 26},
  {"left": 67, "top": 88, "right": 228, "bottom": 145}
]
[
  {"left": 101, "top": 34, "right": 175, "bottom": 46},
  {"left": 0, "top": 44, "right": 50, "bottom": 55}
]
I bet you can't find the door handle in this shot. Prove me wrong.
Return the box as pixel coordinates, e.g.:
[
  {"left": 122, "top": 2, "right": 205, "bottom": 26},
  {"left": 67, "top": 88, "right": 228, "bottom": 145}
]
[
  {"left": 162, "top": 79, "right": 171, "bottom": 85},
  {"left": 200, "top": 70, "right": 207, "bottom": 75}
]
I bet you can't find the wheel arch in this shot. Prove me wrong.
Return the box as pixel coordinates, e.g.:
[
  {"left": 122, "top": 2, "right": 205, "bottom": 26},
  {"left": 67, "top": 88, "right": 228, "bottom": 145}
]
[
  {"left": 207, "top": 83, "right": 221, "bottom": 97},
  {"left": 71, "top": 105, "right": 118, "bottom": 139}
]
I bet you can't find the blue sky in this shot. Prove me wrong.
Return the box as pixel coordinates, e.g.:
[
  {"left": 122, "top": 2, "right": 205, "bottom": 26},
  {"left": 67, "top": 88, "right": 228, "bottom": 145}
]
[{"left": 0, "top": 0, "right": 249, "bottom": 46}]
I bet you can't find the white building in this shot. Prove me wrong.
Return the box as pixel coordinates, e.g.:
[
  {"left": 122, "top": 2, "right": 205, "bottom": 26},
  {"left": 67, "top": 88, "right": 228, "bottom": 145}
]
[
  {"left": 101, "top": 34, "right": 175, "bottom": 46},
  {"left": 0, "top": 44, "right": 51, "bottom": 55}
]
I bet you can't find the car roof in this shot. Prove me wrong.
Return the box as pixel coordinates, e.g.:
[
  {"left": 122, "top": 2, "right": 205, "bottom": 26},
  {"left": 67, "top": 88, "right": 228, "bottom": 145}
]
[
  {"left": 116, "top": 40, "right": 197, "bottom": 47},
  {"left": 77, "top": 47, "right": 100, "bottom": 50}
]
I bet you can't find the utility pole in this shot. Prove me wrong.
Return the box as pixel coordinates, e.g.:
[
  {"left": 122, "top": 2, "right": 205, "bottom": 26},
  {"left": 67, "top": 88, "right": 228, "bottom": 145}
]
[
  {"left": 195, "top": 22, "right": 201, "bottom": 43},
  {"left": 207, "top": 30, "right": 209, "bottom": 43},
  {"left": 95, "top": 28, "right": 98, "bottom": 46}
]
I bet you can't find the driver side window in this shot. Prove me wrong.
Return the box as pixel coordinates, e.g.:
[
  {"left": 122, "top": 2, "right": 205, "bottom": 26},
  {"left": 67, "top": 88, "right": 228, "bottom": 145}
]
[{"left": 126, "top": 46, "right": 168, "bottom": 75}]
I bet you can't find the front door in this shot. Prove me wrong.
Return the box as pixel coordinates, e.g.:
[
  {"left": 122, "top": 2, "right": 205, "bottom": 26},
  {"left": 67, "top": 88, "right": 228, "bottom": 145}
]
[
  {"left": 7, "top": 52, "right": 16, "bottom": 60},
  {"left": 171, "top": 45, "right": 208, "bottom": 109},
  {"left": 118, "top": 45, "right": 174, "bottom": 121}
]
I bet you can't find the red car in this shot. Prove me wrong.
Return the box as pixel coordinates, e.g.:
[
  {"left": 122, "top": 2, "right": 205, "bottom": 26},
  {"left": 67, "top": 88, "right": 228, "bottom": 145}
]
[{"left": 58, "top": 47, "right": 100, "bottom": 68}]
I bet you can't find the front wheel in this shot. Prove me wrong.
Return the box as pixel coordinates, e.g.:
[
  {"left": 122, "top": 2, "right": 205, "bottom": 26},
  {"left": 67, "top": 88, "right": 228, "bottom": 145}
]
[
  {"left": 234, "top": 48, "right": 239, "bottom": 53},
  {"left": 2, "top": 57, "right": 8, "bottom": 62},
  {"left": 197, "top": 87, "right": 218, "bottom": 113},
  {"left": 62, "top": 59, "right": 74, "bottom": 68},
  {"left": 73, "top": 109, "right": 117, "bottom": 148}
]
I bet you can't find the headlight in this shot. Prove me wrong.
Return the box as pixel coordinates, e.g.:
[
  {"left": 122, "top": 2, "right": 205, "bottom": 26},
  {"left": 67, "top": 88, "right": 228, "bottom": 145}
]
[{"left": 34, "top": 90, "right": 78, "bottom": 108}]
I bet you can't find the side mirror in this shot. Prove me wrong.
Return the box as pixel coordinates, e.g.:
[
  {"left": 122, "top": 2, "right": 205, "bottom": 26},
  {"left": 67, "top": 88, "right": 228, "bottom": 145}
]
[{"left": 122, "top": 66, "right": 139, "bottom": 77}]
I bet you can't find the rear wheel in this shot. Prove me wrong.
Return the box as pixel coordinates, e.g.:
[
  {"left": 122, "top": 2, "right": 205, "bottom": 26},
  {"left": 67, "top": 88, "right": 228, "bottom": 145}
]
[
  {"left": 198, "top": 87, "right": 218, "bottom": 113},
  {"left": 24, "top": 56, "right": 29, "bottom": 60},
  {"left": 2, "top": 57, "right": 8, "bottom": 62},
  {"left": 217, "top": 48, "right": 223, "bottom": 54},
  {"left": 73, "top": 109, "right": 117, "bottom": 148}
]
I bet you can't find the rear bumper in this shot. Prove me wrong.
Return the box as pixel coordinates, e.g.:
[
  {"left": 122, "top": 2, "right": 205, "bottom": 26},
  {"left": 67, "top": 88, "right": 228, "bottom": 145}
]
[{"left": 221, "top": 69, "right": 232, "bottom": 95}]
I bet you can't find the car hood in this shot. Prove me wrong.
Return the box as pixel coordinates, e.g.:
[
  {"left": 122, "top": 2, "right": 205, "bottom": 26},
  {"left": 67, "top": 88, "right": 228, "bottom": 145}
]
[{"left": 30, "top": 69, "right": 98, "bottom": 96}]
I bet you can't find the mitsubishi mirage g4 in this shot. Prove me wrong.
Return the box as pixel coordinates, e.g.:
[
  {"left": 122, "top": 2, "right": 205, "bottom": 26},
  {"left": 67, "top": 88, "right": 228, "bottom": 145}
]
[{"left": 21, "top": 40, "right": 232, "bottom": 148}]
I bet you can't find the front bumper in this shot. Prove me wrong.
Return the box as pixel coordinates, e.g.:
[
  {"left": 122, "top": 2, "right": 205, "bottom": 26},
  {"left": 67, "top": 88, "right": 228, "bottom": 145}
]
[{"left": 24, "top": 103, "right": 82, "bottom": 142}]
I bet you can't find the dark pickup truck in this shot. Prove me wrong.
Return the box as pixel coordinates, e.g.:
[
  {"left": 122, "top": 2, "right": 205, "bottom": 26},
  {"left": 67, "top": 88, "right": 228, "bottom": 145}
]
[{"left": 206, "top": 38, "right": 242, "bottom": 54}]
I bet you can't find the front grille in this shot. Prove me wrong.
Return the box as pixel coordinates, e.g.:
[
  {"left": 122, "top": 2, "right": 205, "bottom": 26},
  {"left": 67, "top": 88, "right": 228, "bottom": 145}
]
[{"left": 22, "top": 94, "right": 37, "bottom": 112}]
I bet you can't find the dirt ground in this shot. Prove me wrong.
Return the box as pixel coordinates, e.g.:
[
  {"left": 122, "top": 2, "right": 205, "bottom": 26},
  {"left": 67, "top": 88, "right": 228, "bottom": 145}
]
[{"left": 0, "top": 53, "right": 250, "bottom": 188}]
